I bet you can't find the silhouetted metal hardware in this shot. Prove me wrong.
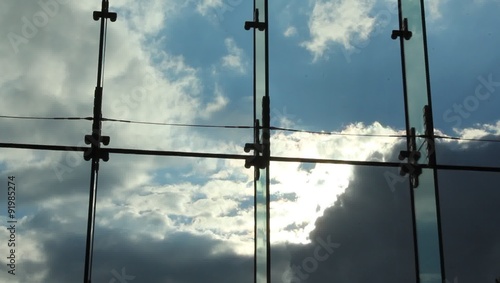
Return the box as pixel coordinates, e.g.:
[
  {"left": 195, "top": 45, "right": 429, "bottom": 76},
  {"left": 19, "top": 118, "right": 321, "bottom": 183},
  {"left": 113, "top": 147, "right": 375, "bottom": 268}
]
[
  {"left": 84, "top": 1, "right": 116, "bottom": 283},
  {"left": 392, "top": 18, "right": 412, "bottom": 40},
  {"left": 399, "top": 127, "right": 422, "bottom": 188},
  {"left": 84, "top": 134, "right": 110, "bottom": 146},
  {"left": 83, "top": 132, "right": 110, "bottom": 162},
  {"left": 244, "top": 8, "right": 266, "bottom": 31},
  {"left": 245, "top": 94, "right": 271, "bottom": 171},
  {"left": 261, "top": 95, "right": 270, "bottom": 159},
  {"left": 93, "top": 0, "right": 117, "bottom": 22},
  {"left": 244, "top": 120, "right": 267, "bottom": 170},
  {"left": 423, "top": 105, "right": 436, "bottom": 166}
]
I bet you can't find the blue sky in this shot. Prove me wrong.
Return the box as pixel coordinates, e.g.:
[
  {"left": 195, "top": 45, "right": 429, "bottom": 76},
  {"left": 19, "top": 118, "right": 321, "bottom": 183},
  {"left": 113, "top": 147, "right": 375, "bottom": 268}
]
[{"left": 1, "top": 0, "right": 500, "bottom": 282}]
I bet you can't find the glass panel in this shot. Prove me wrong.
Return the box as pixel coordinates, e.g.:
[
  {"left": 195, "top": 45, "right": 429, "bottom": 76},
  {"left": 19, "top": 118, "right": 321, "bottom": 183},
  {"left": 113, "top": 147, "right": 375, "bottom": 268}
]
[
  {"left": 268, "top": 1, "right": 406, "bottom": 162},
  {"left": 2, "top": 0, "right": 257, "bottom": 224},
  {"left": 401, "top": 0, "right": 429, "bottom": 155},
  {"left": 413, "top": 169, "right": 441, "bottom": 283},
  {"left": 0, "top": 148, "right": 88, "bottom": 282},
  {"left": 97, "top": 1, "right": 253, "bottom": 154},
  {"left": 92, "top": 154, "right": 253, "bottom": 282},
  {"left": 400, "top": 0, "right": 443, "bottom": 281},
  {"left": 435, "top": 139, "right": 500, "bottom": 168},
  {"left": 439, "top": 170, "right": 500, "bottom": 282},
  {"left": 428, "top": 1, "right": 500, "bottom": 167},
  {"left": 270, "top": 163, "right": 416, "bottom": 282},
  {"left": 399, "top": 11, "right": 425, "bottom": 114},
  {"left": 255, "top": 167, "right": 268, "bottom": 283},
  {"left": 254, "top": 0, "right": 269, "bottom": 282}
]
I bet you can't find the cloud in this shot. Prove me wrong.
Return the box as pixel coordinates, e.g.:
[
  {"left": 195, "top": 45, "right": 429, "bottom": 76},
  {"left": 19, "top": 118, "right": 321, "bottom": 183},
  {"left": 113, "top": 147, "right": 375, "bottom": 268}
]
[
  {"left": 453, "top": 120, "right": 500, "bottom": 139},
  {"left": 196, "top": 0, "right": 224, "bottom": 15},
  {"left": 1, "top": 1, "right": 499, "bottom": 282},
  {"left": 200, "top": 84, "right": 229, "bottom": 119},
  {"left": 3, "top": 119, "right": 500, "bottom": 281},
  {"left": 221, "top": 37, "right": 247, "bottom": 74},
  {"left": 275, "top": 122, "right": 500, "bottom": 282},
  {"left": 279, "top": 165, "right": 416, "bottom": 283},
  {"left": 426, "top": 0, "right": 448, "bottom": 21},
  {"left": 284, "top": 26, "right": 298, "bottom": 37},
  {"left": 301, "top": 0, "right": 377, "bottom": 61},
  {"left": 114, "top": 0, "right": 178, "bottom": 35},
  {"left": 300, "top": 0, "right": 449, "bottom": 61}
]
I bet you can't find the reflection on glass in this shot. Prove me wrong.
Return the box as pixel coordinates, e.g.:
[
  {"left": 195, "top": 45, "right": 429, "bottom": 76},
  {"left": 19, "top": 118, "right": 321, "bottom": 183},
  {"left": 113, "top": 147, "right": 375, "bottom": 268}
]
[
  {"left": 413, "top": 169, "right": 441, "bottom": 283},
  {"left": 401, "top": 0, "right": 428, "bottom": 154},
  {"left": 0, "top": 149, "right": 88, "bottom": 282},
  {"left": 255, "top": 167, "right": 268, "bottom": 283},
  {"left": 400, "top": 0, "right": 443, "bottom": 281},
  {"left": 254, "top": 0, "right": 269, "bottom": 282},
  {"left": 270, "top": 163, "right": 417, "bottom": 282},
  {"left": 439, "top": 171, "right": 500, "bottom": 281},
  {"left": 93, "top": 154, "right": 254, "bottom": 282},
  {"left": 267, "top": 2, "right": 405, "bottom": 162}
]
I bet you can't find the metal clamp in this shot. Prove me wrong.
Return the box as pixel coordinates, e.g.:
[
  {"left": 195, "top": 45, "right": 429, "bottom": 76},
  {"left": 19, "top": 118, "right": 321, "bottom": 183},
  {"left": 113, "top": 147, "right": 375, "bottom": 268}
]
[
  {"left": 244, "top": 120, "right": 267, "bottom": 169},
  {"left": 392, "top": 18, "right": 412, "bottom": 40},
  {"left": 244, "top": 8, "right": 266, "bottom": 31},
  {"left": 93, "top": 0, "right": 117, "bottom": 22},
  {"left": 83, "top": 132, "right": 110, "bottom": 162},
  {"left": 399, "top": 127, "right": 422, "bottom": 188}
]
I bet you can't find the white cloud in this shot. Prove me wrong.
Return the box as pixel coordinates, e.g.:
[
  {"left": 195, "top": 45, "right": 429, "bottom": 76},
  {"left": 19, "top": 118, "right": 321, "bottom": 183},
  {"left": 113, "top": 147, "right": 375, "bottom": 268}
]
[
  {"left": 284, "top": 26, "right": 297, "bottom": 37},
  {"left": 113, "top": 0, "right": 178, "bottom": 35},
  {"left": 196, "top": 0, "right": 223, "bottom": 15},
  {"left": 301, "top": 0, "right": 377, "bottom": 61},
  {"left": 452, "top": 121, "right": 500, "bottom": 143},
  {"left": 201, "top": 84, "right": 229, "bottom": 119},
  {"left": 221, "top": 37, "right": 247, "bottom": 74},
  {"left": 425, "top": 0, "right": 448, "bottom": 21},
  {"left": 1, "top": 1, "right": 499, "bottom": 281},
  {"left": 301, "top": 0, "right": 449, "bottom": 61}
]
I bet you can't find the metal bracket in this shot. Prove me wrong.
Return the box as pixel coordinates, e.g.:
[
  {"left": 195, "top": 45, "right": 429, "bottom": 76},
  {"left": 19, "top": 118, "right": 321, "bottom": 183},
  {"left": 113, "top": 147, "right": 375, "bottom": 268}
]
[
  {"left": 83, "top": 132, "right": 110, "bottom": 162},
  {"left": 392, "top": 18, "right": 412, "bottom": 40},
  {"left": 93, "top": 0, "right": 117, "bottom": 22},
  {"left": 399, "top": 127, "right": 422, "bottom": 188},
  {"left": 244, "top": 8, "right": 266, "bottom": 31},
  {"left": 244, "top": 120, "right": 267, "bottom": 170}
]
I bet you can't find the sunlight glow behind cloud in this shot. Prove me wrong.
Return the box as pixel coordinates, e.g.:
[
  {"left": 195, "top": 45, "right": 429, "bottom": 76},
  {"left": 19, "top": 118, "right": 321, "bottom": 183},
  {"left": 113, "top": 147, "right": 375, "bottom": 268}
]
[{"left": 1, "top": 0, "right": 499, "bottom": 282}]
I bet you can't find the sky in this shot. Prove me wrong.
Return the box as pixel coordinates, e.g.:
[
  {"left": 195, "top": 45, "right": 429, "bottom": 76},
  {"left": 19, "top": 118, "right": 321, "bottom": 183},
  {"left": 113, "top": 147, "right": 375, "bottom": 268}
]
[{"left": 0, "top": 0, "right": 500, "bottom": 282}]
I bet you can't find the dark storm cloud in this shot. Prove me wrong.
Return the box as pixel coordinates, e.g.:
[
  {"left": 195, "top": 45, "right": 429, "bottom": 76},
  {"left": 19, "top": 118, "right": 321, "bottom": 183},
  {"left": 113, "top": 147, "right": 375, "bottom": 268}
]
[
  {"left": 42, "top": 229, "right": 254, "bottom": 283},
  {"left": 278, "top": 137, "right": 500, "bottom": 283},
  {"left": 280, "top": 165, "right": 416, "bottom": 283}
]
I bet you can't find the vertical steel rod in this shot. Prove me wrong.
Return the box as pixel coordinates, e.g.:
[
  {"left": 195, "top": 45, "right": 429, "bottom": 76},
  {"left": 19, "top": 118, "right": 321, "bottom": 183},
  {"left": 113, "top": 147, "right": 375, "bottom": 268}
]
[{"left": 83, "top": 1, "right": 115, "bottom": 282}]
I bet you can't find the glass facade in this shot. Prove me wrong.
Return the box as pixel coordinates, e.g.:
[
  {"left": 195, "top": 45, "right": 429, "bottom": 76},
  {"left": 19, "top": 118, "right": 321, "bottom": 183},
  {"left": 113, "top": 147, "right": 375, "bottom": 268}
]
[
  {"left": 398, "top": 1, "right": 444, "bottom": 282},
  {"left": 1, "top": 1, "right": 499, "bottom": 283},
  {"left": 253, "top": 1, "right": 269, "bottom": 282}
]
